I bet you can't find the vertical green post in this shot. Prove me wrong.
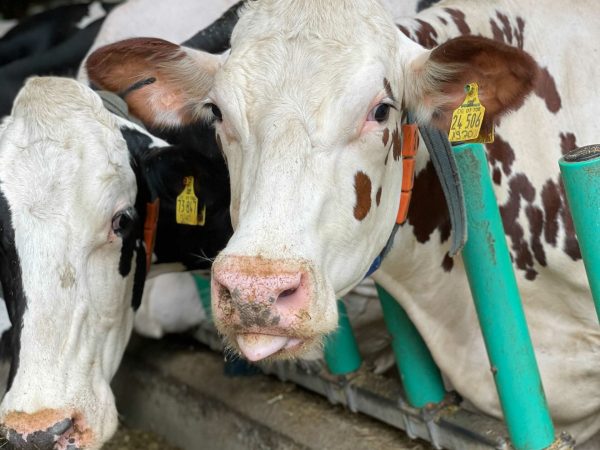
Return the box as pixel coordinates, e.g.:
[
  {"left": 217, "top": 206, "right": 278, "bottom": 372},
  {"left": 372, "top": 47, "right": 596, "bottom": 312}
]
[
  {"left": 559, "top": 144, "right": 600, "bottom": 323},
  {"left": 324, "top": 300, "right": 362, "bottom": 375},
  {"left": 454, "top": 143, "right": 555, "bottom": 450},
  {"left": 376, "top": 285, "right": 445, "bottom": 408},
  {"left": 192, "top": 273, "right": 212, "bottom": 321}
]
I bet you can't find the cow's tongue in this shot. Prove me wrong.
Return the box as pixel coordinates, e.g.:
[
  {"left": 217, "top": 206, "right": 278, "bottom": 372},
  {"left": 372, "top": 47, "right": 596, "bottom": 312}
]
[{"left": 236, "top": 334, "right": 297, "bottom": 361}]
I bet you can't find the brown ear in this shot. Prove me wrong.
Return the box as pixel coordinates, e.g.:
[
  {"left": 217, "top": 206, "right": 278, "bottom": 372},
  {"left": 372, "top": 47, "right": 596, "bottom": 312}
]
[
  {"left": 86, "top": 37, "right": 223, "bottom": 128},
  {"left": 406, "top": 36, "right": 538, "bottom": 131}
]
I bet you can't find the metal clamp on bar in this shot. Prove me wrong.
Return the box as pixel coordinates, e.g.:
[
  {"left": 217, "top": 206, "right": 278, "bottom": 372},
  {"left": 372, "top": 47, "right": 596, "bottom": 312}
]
[
  {"left": 453, "top": 143, "right": 558, "bottom": 450},
  {"left": 559, "top": 144, "right": 600, "bottom": 324}
]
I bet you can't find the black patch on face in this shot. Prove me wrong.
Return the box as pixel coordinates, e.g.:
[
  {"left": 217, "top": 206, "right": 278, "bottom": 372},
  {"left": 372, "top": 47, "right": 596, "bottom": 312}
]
[{"left": 0, "top": 188, "right": 26, "bottom": 391}]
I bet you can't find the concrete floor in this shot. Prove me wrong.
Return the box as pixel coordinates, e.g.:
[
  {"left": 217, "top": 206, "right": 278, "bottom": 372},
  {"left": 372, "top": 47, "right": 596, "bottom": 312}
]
[{"left": 112, "top": 335, "right": 432, "bottom": 450}]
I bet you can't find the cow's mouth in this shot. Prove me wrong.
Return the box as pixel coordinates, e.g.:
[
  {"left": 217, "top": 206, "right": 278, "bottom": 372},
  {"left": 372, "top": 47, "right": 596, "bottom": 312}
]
[{"left": 235, "top": 333, "right": 307, "bottom": 361}]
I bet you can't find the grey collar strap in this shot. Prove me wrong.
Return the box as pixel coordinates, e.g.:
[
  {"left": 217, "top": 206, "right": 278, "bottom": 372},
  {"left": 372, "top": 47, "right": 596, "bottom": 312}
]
[
  {"left": 96, "top": 90, "right": 146, "bottom": 129},
  {"left": 416, "top": 119, "right": 467, "bottom": 256}
]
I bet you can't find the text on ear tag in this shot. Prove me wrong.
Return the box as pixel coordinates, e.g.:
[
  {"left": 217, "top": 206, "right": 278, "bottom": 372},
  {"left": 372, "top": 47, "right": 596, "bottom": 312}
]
[
  {"left": 176, "top": 176, "right": 205, "bottom": 226},
  {"left": 448, "top": 82, "right": 491, "bottom": 143}
]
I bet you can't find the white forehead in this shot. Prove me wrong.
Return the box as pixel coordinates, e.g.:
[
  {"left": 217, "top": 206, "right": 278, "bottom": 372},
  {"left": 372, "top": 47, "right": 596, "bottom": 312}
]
[
  {"left": 217, "top": 0, "right": 402, "bottom": 139},
  {"left": 0, "top": 77, "right": 135, "bottom": 227}
]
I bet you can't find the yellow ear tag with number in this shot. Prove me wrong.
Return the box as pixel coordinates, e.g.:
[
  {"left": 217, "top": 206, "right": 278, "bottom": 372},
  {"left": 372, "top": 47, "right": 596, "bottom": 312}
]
[
  {"left": 448, "top": 82, "right": 493, "bottom": 144},
  {"left": 176, "top": 176, "right": 206, "bottom": 226}
]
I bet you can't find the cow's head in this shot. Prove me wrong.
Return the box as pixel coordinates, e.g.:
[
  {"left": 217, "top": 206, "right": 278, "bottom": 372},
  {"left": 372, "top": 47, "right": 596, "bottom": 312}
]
[
  {"left": 0, "top": 76, "right": 230, "bottom": 449},
  {"left": 89, "top": 0, "right": 537, "bottom": 362}
]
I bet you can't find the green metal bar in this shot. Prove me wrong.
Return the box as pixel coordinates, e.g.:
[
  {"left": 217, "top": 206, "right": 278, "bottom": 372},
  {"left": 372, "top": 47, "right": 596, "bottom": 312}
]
[
  {"left": 376, "top": 285, "right": 446, "bottom": 408},
  {"left": 324, "top": 300, "right": 362, "bottom": 375},
  {"left": 192, "top": 273, "right": 212, "bottom": 321},
  {"left": 454, "top": 143, "right": 555, "bottom": 450},
  {"left": 559, "top": 144, "right": 600, "bottom": 323}
]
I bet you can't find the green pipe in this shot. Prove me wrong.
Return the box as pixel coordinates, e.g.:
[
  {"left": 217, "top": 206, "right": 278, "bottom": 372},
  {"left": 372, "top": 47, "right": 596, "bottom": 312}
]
[
  {"left": 559, "top": 144, "right": 600, "bottom": 323},
  {"left": 324, "top": 300, "right": 362, "bottom": 375},
  {"left": 454, "top": 143, "right": 555, "bottom": 450},
  {"left": 192, "top": 273, "right": 213, "bottom": 321},
  {"left": 376, "top": 285, "right": 446, "bottom": 408}
]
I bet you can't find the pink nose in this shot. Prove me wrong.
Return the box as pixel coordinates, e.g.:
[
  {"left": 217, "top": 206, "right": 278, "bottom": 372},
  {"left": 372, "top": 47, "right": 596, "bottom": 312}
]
[{"left": 211, "top": 256, "right": 312, "bottom": 360}]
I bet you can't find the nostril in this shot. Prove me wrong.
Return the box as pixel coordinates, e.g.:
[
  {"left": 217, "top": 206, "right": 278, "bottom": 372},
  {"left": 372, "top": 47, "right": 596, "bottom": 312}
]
[{"left": 278, "top": 287, "right": 297, "bottom": 299}]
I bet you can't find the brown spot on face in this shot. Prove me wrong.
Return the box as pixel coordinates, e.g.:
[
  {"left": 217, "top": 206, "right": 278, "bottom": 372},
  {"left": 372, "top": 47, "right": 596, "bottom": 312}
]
[
  {"left": 415, "top": 19, "right": 438, "bottom": 49},
  {"left": 382, "top": 128, "right": 390, "bottom": 147},
  {"left": 444, "top": 8, "right": 470, "bottom": 35},
  {"left": 560, "top": 132, "right": 577, "bottom": 155},
  {"left": 534, "top": 67, "right": 561, "bottom": 113},
  {"left": 376, "top": 187, "right": 382, "bottom": 206},
  {"left": 391, "top": 126, "right": 402, "bottom": 161},
  {"left": 488, "top": 134, "right": 516, "bottom": 176},
  {"left": 438, "top": 16, "right": 448, "bottom": 25},
  {"left": 441, "top": 252, "right": 454, "bottom": 272},
  {"left": 354, "top": 171, "right": 372, "bottom": 221}
]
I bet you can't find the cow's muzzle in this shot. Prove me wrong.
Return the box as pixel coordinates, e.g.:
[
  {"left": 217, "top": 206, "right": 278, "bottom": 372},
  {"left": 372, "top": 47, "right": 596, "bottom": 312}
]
[{"left": 212, "top": 255, "right": 316, "bottom": 361}]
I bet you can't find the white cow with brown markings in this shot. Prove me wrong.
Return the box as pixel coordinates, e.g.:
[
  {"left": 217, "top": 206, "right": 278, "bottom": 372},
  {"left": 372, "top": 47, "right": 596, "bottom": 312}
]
[{"left": 87, "top": 0, "right": 600, "bottom": 446}]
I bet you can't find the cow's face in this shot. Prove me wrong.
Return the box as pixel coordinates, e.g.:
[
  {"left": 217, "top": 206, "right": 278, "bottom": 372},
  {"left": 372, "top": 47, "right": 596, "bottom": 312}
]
[
  {"left": 88, "top": 0, "right": 536, "bottom": 362},
  {"left": 0, "top": 78, "right": 141, "bottom": 450}
]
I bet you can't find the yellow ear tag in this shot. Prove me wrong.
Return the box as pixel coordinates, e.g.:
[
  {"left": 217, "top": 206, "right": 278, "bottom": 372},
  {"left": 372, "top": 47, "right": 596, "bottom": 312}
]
[
  {"left": 448, "top": 82, "right": 493, "bottom": 143},
  {"left": 176, "top": 176, "right": 206, "bottom": 226}
]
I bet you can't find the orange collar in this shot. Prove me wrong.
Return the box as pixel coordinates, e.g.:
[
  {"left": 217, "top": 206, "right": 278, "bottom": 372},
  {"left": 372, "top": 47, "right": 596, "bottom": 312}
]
[
  {"left": 143, "top": 199, "right": 160, "bottom": 272},
  {"left": 396, "top": 123, "right": 419, "bottom": 224}
]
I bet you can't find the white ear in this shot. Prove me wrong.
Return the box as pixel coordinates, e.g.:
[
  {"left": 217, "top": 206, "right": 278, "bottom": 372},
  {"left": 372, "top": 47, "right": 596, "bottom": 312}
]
[
  {"left": 404, "top": 35, "right": 538, "bottom": 132},
  {"left": 87, "top": 38, "right": 226, "bottom": 128}
]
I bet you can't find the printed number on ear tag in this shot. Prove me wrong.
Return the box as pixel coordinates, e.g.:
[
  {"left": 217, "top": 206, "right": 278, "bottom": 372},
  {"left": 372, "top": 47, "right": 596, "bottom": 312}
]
[
  {"left": 448, "top": 82, "right": 493, "bottom": 144},
  {"left": 176, "top": 176, "right": 206, "bottom": 226}
]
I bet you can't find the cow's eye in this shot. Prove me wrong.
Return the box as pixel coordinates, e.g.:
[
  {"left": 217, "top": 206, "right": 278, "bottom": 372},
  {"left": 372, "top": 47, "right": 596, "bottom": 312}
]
[
  {"left": 367, "top": 103, "right": 391, "bottom": 123},
  {"left": 207, "top": 103, "right": 222, "bottom": 121},
  {"left": 112, "top": 208, "right": 136, "bottom": 238}
]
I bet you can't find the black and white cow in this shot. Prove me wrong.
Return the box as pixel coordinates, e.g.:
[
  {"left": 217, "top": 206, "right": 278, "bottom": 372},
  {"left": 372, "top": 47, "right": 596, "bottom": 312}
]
[
  {"left": 0, "top": 76, "right": 231, "bottom": 450},
  {"left": 0, "top": 2, "right": 114, "bottom": 117},
  {"left": 87, "top": 0, "right": 600, "bottom": 446}
]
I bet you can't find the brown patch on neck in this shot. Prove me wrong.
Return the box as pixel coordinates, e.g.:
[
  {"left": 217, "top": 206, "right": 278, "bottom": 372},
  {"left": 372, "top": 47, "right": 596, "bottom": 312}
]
[
  {"left": 487, "top": 134, "right": 516, "bottom": 176},
  {"left": 376, "top": 187, "right": 382, "bottom": 206},
  {"left": 353, "top": 171, "right": 372, "bottom": 221},
  {"left": 559, "top": 132, "right": 576, "bottom": 155},
  {"left": 407, "top": 161, "right": 451, "bottom": 244},
  {"left": 397, "top": 24, "right": 411, "bottom": 38},
  {"left": 444, "top": 8, "right": 470, "bottom": 35},
  {"left": 534, "top": 67, "right": 561, "bottom": 113},
  {"left": 415, "top": 19, "right": 438, "bottom": 49}
]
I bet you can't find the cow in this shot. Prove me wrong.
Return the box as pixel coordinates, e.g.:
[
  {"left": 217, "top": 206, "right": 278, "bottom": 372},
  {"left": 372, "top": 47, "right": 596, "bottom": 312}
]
[
  {"left": 0, "top": 1, "right": 114, "bottom": 117},
  {"left": 0, "top": 76, "right": 231, "bottom": 450},
  {"left": 87, "top": 0, "right": 600, "bottom": 445}
]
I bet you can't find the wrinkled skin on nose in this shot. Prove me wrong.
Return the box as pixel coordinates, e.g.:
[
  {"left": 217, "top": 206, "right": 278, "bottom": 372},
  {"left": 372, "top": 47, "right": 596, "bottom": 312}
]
[
  {"left": 212, "top": 255, "right": 337, "bottom": 361},
  {"left": 1, "top": 409, "right": 91, "bottom": 450}
]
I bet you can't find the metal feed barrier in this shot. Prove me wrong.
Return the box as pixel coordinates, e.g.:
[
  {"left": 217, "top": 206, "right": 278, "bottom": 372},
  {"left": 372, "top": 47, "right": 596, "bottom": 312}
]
[{"left": 192, "top": 142, "right": 600, "bottom": 450}]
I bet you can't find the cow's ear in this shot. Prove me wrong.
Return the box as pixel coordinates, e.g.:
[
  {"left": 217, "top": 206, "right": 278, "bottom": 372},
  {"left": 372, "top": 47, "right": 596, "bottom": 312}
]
[
  {"left": 87, "top": 37, "right": 224, "bottom": 128},
  {"left": 404, "top": 36, "right": 538, "bottom": 131}
]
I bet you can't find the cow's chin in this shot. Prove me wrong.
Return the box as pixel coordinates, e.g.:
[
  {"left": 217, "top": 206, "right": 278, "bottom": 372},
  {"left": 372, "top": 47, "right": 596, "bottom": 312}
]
[{"left": 223, "top": 332, "right": 324, "bottom": 363}]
